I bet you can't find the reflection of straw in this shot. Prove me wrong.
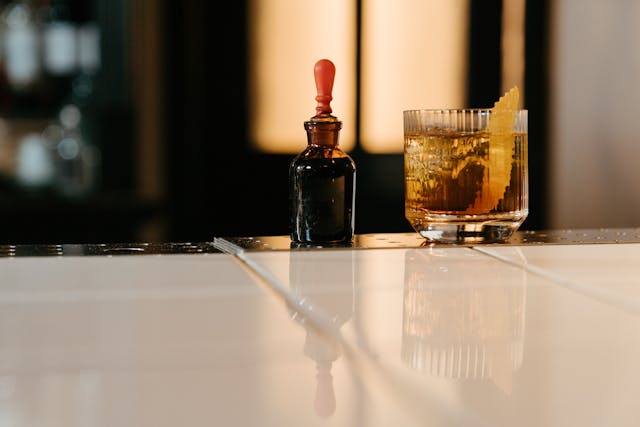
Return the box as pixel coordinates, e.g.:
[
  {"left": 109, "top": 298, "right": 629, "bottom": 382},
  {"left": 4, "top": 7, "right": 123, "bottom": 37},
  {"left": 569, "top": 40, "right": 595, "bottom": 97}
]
[{"left": 471, "top": 87, "right": 519, "bottom": 213}]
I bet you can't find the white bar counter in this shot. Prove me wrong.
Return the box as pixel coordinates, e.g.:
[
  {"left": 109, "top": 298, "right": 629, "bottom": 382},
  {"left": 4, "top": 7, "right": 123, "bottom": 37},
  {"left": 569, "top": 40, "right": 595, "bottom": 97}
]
[{"left": 1, "top": 229, "right": 639, "bottom": 426}]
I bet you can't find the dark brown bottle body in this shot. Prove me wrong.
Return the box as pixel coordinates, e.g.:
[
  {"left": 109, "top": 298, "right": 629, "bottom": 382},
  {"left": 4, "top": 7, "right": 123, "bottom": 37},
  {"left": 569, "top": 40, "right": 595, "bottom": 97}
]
[{"left": 289, "top": 120, "right": 356, "bottom": 244}]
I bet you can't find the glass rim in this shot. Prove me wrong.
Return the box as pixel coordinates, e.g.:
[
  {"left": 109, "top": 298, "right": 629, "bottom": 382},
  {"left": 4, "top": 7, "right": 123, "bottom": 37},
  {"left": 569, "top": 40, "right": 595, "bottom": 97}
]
[{"left": 403, "top": 108, "right": 527, "bottom": 114}]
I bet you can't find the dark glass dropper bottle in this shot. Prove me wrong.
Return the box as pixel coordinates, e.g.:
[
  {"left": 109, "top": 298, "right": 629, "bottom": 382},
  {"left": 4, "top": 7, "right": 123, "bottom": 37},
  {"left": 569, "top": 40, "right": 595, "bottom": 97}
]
[{"left": 289, "top": 59, "right": 356, "bottom": 244}]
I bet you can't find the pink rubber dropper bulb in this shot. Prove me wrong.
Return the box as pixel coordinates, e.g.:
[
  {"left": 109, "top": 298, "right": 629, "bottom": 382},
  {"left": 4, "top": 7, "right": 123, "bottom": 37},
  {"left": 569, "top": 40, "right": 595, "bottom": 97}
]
[{"left": 314, "top": 59, "right": 335, "bottom": 115}]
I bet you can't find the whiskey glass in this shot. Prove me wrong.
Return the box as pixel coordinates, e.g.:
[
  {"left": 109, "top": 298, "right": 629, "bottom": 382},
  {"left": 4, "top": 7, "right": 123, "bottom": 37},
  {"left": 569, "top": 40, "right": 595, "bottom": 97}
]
[{"left": 404, "top": 109, "right": 528, "bottom": 243}]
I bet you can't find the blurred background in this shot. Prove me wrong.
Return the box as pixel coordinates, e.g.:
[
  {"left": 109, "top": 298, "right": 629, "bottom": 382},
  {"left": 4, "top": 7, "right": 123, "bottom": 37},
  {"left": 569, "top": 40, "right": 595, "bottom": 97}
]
[{"left": 0, "top": 0, "right": 637, "bottom": 244}]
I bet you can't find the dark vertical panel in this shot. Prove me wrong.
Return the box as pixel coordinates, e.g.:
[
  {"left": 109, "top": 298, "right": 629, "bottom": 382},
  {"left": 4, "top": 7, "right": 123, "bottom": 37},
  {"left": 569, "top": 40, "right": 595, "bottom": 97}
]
[
  {"left": 351, "top": 0, "right": 413, "bottom": 235},
  {"left": 93, "top": 0, "right": 134, "bottom": 192},
  {"left": 354, "top": 0, "right": 362, "bottom": 146},
  {"left": 166, "top": 0, "right": 293, "bottom": 241},
  {"left": 165, "top": 0, "right": 211, "bottom": 241},
  {"left": 523, "top": 0, "right": 550, "bottom": 230},
  {"left": 466, "top": 0, "right": 503, "bottom": 107}
]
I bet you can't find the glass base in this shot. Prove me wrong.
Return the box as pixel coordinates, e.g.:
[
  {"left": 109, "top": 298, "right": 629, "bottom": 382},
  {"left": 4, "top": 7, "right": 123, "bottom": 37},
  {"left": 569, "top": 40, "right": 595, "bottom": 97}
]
[{"left": 407, "top": 212, "right": 527, "bottom": 244}]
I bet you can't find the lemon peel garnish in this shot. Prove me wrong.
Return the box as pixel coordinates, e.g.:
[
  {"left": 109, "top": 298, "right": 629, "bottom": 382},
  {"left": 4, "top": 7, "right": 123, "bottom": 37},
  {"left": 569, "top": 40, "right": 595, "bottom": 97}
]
[{"left": 470, "top": 86, "right": 519, "bottom": 213}]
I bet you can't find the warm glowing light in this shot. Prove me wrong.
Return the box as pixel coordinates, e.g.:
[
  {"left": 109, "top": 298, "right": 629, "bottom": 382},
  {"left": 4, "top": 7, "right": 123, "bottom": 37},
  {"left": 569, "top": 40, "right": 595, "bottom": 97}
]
[
  {"left": 249, "top": 0, "right": 468, "bottom": 154},
  {"left": 248, "top": 0, "right": 356, "bottom": 153},
  {"left": 502, "top": 0, "right": 526, "bottom": 98},
  {"left": 360, "top": 0, "right": 469, "bottom": 153}
]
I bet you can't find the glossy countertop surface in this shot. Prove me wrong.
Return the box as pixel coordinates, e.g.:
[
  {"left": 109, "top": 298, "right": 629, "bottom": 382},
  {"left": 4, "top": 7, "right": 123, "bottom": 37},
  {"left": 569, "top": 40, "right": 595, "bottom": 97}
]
[{"left": 1, "top": 230, "right": 640, "bottom": 426}]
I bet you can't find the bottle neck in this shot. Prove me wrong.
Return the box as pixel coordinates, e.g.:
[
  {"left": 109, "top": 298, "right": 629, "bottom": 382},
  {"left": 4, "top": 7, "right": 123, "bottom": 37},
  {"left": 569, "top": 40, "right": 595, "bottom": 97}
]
[{"left": 304, "top": 120, "right": 342, "bottom": 148}]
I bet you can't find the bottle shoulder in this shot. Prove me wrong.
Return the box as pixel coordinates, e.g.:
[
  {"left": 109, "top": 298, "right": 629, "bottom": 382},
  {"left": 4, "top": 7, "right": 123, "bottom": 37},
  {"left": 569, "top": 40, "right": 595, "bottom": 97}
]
[
  {"left": 294, "top": 145, "right": 354, "bottom": 161},
  {"left": 293, "top": 146, "right": 355, "bottom": 162}
]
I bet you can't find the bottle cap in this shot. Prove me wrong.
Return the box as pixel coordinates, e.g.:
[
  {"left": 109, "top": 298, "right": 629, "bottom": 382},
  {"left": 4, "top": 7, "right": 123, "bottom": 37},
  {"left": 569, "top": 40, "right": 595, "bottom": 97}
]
[{"left": 312, "top": 59, "right": 337, "bottom": 121}]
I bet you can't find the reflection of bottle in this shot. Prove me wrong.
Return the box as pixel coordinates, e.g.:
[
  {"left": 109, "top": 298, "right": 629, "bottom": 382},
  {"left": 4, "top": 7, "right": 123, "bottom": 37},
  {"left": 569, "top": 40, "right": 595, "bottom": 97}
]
[
  {"left": 70, "top": 19, "right": 100, "bottom": 187},
  {"left": 289, "top": 59, "right": 356, "bottom": 244},
  {"left": 402, "top": 248, "right": 527, "bottom": 394},
  {"left": 303, "top": 327, "right": 339, "bottom": 418},
  {"left": 288, "top": 247, "right": 355, "bottom": 417},
  {"left": 77, "top": 21, "right": 100, "bottom": 75},
  {"left": 40, "top": 0, "right": 77, "bottom": 77},
  {"left": 52, "top": 103, "right": 100, "bottom": 198},
  {"left": 2, "top": 0, "right": 40, "bottom": 89},
  {"left": 15, "top": 132, "right": 54, "bottom": 189}
]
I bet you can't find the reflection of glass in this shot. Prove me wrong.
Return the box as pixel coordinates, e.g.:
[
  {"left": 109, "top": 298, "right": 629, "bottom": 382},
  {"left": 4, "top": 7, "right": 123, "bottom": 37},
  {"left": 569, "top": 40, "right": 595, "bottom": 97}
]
[
  {"left": 288, "top": 249, "right": 354, "bottom": 417},
  {"left": 402, "top": 249, "right": 526, "bottom": 394},
  {"left": 404, "top": 109, "right": 528, "bottom": 243}
]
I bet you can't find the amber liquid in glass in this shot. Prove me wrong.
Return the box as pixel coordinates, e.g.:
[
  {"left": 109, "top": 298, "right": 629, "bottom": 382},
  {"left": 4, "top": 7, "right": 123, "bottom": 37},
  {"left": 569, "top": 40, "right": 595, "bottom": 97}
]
[{"left": 404, "top": 129, "right": 528, "bottom": 241}]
